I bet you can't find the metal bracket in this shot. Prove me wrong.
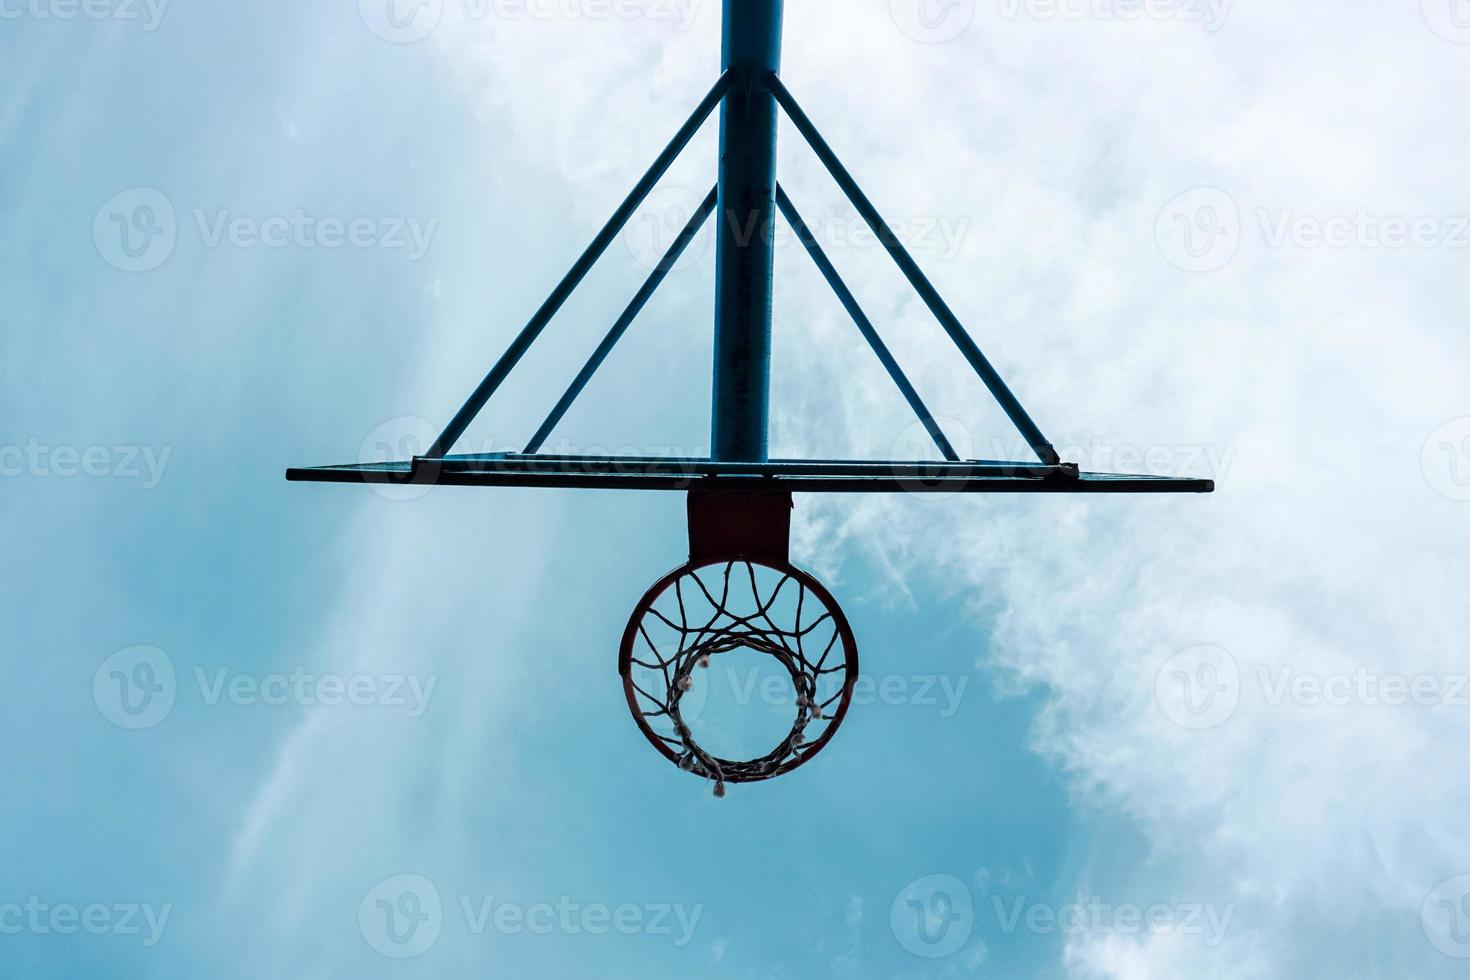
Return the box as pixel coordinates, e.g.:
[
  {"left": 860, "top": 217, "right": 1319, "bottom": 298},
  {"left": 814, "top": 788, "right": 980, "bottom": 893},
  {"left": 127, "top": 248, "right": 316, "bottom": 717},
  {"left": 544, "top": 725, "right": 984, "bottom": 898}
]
[{"left": 688, "top": 490, "right": 791, "bottom": 564}]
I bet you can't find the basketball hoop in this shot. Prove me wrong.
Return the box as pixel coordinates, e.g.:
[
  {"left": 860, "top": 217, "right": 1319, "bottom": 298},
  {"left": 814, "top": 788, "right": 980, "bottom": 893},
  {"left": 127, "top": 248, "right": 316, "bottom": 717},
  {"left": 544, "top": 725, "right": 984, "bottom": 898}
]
[
  {"left": 289, "top": 0, "right": 1213, "bottom": 795},
  {"left": 619, "top": 492, "right": 858, "bottom": 795}
]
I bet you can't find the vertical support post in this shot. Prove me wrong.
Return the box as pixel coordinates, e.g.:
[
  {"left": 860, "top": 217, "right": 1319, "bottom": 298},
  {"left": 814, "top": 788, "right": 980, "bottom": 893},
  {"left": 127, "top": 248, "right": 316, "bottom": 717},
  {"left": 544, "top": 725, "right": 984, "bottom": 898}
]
[{"left": 711, "top": 0, "right": 783, "bottom": 463}]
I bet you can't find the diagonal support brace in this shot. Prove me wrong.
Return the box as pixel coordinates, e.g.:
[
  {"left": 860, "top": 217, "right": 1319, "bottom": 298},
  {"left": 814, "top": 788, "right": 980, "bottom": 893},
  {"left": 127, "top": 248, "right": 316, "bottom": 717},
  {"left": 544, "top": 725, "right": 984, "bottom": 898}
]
[
  {"left": 776, "top": 185, "right": 959, "bottom": 462},
  {"left": 524, "top": 186, "right": 719, "bottom": 455},
  {"left": 422, "top": 71, "right": 735, "bottom": 463},
  {"left": 767, "top": 74, "right": 1061, "bottom": 467}
]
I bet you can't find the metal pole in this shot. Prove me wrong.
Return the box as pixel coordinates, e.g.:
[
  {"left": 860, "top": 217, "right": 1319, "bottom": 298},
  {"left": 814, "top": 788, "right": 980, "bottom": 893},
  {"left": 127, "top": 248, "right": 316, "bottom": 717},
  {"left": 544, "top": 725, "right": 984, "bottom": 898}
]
[{"left": 711, "top": 0, "right": 783, "bottom": 463}]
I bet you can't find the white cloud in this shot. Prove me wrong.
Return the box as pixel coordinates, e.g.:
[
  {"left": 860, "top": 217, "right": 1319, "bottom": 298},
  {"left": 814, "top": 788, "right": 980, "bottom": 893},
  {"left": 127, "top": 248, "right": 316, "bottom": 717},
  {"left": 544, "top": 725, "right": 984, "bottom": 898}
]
[{"left": 765, "top": 4, "right": 1470, "bottom": 978}]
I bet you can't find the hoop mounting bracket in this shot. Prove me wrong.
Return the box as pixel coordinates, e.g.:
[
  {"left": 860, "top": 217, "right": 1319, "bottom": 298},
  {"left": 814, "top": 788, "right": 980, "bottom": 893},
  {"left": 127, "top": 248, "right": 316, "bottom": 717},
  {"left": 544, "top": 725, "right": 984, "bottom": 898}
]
[{"left": 688, "top": 490, "right": 791, "bottom": 564}]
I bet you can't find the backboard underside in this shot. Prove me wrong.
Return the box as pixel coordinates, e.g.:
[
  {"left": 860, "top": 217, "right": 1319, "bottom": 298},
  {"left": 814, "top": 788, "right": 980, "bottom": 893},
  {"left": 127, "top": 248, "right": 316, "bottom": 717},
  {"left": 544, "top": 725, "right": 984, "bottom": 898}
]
[{"left": 286, "top": 454, "right": 1214, "bottom": 494}]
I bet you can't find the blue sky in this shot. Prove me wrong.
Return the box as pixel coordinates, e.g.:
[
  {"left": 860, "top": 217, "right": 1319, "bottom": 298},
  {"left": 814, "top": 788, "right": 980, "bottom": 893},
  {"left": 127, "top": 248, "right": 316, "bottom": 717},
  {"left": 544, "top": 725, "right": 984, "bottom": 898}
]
[{"left": 4, "top": 1, "right": 1470, "bottom": 977}]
